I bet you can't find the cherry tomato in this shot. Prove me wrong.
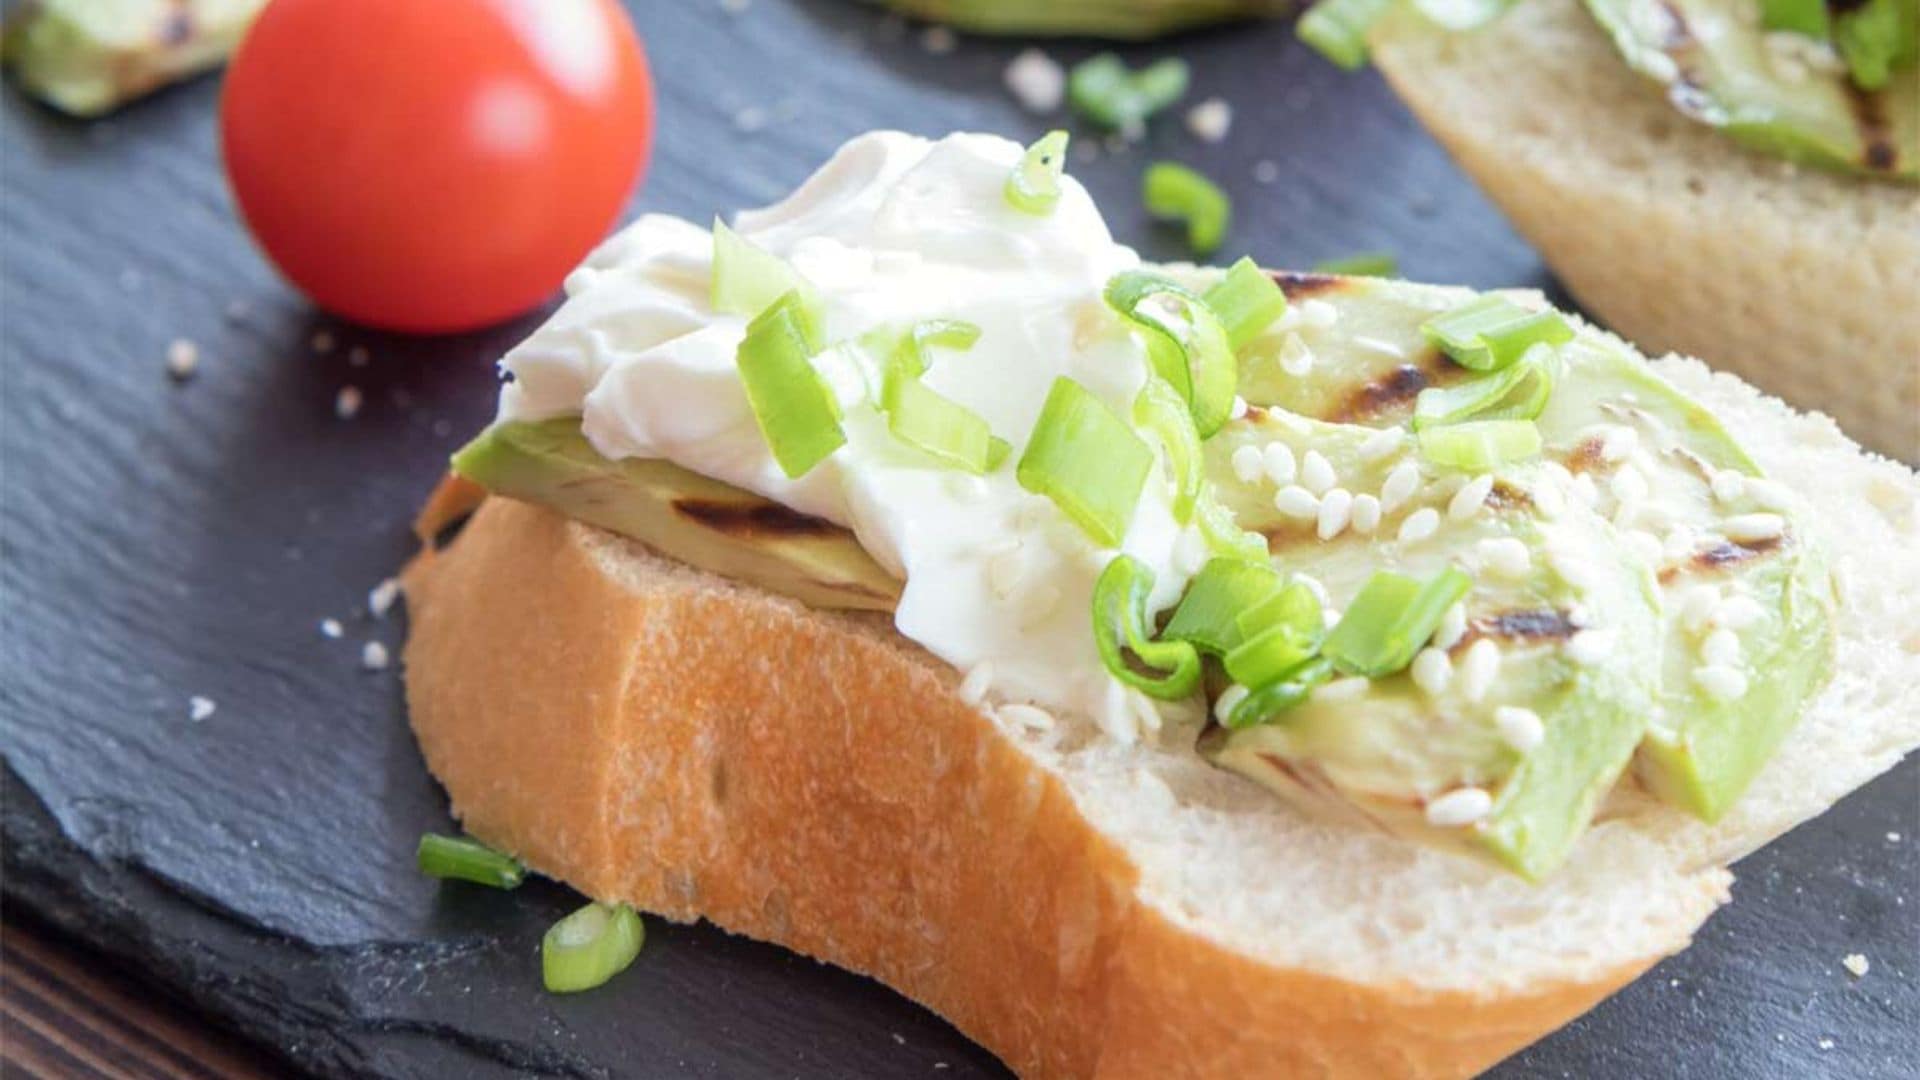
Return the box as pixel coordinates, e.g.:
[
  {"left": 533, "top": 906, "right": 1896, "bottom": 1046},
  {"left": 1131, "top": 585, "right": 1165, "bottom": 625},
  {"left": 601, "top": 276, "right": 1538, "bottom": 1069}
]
[{"left": 221, "top": 0, "right": 653, "bottom": 333}]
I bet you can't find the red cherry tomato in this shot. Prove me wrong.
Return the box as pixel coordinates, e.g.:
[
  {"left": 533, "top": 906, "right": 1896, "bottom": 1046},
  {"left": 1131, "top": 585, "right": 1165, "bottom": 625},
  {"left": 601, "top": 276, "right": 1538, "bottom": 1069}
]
[{"left": 221, "top": 0, "right": 653, "bottom": 333}]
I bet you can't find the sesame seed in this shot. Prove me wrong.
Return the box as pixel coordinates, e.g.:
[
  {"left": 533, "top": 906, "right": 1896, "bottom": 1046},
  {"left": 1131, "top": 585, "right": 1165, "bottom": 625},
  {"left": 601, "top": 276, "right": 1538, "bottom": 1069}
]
[
  {"left": 1004, "top": 48, "right": 1064, "bottom": 113},
  {"left": 368, "top": 577, "right": 400, "bottom": 619},
  {"left": 1263, "top": 442, "right": 1298, "bottom": 486},
  {"left": 1349, "top": 493, "right": 1382, "bottom": 535},
  {"left": 1458, "top": 639, "right": 1501, "bottom": 702},
  {"left": 1425, "top": 786, "right": 1493, "bottom": 827},
  {"left": 165, "top": 338, "right": 199, "bottom": 380},
  {"left": 1185, "top": 98, "right": 1233, "bottom": 142},
  {"left": 1599, "top": 425, "right": 1639, "bottom": 463},
  {"left": 335, "top": 386, "right": 363, "bottom": 420},
  {"left": 1624, "top": 529, "right": 1664, "bottom": 565},
  {"left": 1495, "top": 706, "right": 1545, "bottom": 752},
  {"left": 1532, "top": 484, "right": 1566, "bottom": 521},
  {"left": 1357, "top": 426, "right": 1405, "bottom": 462},
  {"left": 361, "top": 641, "right": 390, "bottom": 671},
  {"left": 1380, "top": 461, "right": 1421, "bottom": 512},
  {"left": 1678, "top": 585, "right": 1720, "bottom": 632},
  {"left": 998, "top": 703, "right": 1055, "bottom": 732},
  {"left": 1448, "top": 475, "right": 1494, "bottom": 521},
  {"left": 1694, "top": 664, "right": 1749, "bottom": 701},
  {"left": 919, "top": 25, "right": 957, "bottom": 54},
  {"left": 1410, "top": 648, "right": 1453, "bottom": 696},
  {"left": 1274, "top": 485, "right": 1320, "bottom": 518},
  {"left": 1477, "top": 536, "right": 1532, "bottom": 578},
  {"left": 1841, "top": 953, "right": 1869, "bottom": 978},
  {"left": 1433, "top": 602, "right": 1468, "bottom": 650},
  {"left": 188, "top": 696, "right": 217, "bottom": 722},
  {"left": 1398, "top": 507, "right": 1440, "bottom": 544},
  {"left": 1744, "top": 478, "right": 1793, "bottom": 511},
  {"left": 1299, "top": 299, "right": 1339, "bottom": 329},
  {"left": 1547, "top": 545, "right": 1599, "bottom": 589},
  {"left": 1662, "top": 525, "right": 1697, "bottom": 561},
  {"left": 1229, "top": 395, "right": 1250, "bottom": 421},
  {"left": 958, "top": 663, "right": 994, "bottom": 706},
  {"left": 1214, "top": 684, "right": 1250, "bottom": 722},
  {"left": 320, "top": 618, "right": 343, "bottom": 639},
  {"left": 1710, "top": 470, "right": 1746, "bottom": 504},
  {"left": 1566, "top": 628, "right": 1615, "bottom": 666},
  {"left": 1316, "top": 488, "right": 1353, "bottom": 540},
  {"left": 1351, "top": 336, "right": 1407, "bottom": 360},
  {"left": 1301, "top": 450, "right": 1336, "bottom": 494},
  {"left": 1701, "top": 627, "right": 1741, "bottom": 667},
  {"left": 1722, "top": 513, "right": 1786, "bottom": 544},
  {"left": 1609, "top": 466, "right": 1649, "bottom": 506},
  {"left": 1278, "top": 333, "right": 1315, "bottom": 376},
  {"left": 1317, "top": 676, "right": 1371, "bottom": 701},
  {"left": 1231, "top": 445, "right": 1265, "bottom": 484},
  {"left": 1712, "top": 595, "right": 1767, "bottom": 631},
  {"left": 1817, "top": 1038, "right": 1835, "bottom": 1051}
]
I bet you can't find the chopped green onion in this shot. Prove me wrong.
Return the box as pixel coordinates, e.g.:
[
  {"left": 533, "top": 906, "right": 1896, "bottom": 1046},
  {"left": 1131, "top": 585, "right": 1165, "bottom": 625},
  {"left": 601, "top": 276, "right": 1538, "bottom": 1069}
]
[
  {"left": 1297, "top": 0, "right": 1398, "bottom": 70},
  {"left": 737, "top": 290, "right": 843, "bottom": 479},
  {"left": 1104, "top": 271, "right": 1238, "bottom": 437},
  {"left": 1759, "top": 0, "right": 1830, "bottom": 37},
  {"left": 542, "top": 902, "right": 645, "bottom": 994},
  {"left": 1196, "top": 495, "right": 1270, "bottom": 561},
  {"left": 1092, "top": 555, "right": 1202, "bottom": 700},
  {"left": 416, "top": 833, "right": 525, "bottom": 889},
  {"left": 1322, "top": 568, "right": 1472, "bottom": 678},
  {"left": 1162, "top": 556, "right": 1284, "bottom": 655},
  {"left": 1313, "top": 252, "right": 1398, "bottom": 278},
  {"left": 711, "top": 219, "right": 809, "bottom": 321},
  {"left": 1068, "top": 54, "right": 1190, "bottom": 133},
  {"left": 1133, "top": 376, "right": 1204, "bottom": 522},
  {"left": 1421, "top": 295, "right": 1574, "bottom": 373},
  {"left": 1017, "top": 377, "right": 1153, "bottom": 547},
  {"left": 1413, "top": 348, "right": 1558, "bottom": 429},
  {"left": 1225, "top": 656, "right": 1336, "bottom": 729},
  {"left": 1235, "top": 579, "right": 1324, "bottom": 641},
  {"left": 1834, "top": 0, "right": 1916, "bottom": 90},
  {"left": 1419, "top": 419, "right": 1543, "bottom": 471},
  {"left": 1005, "top": 130, "right": 1070, "bottom": 215},
  {"left": 1225, "top": 622, "right": 1319, "bottom": 689},
  {"left": 885, "top": 377, "right": 1007, "bottom": 474},
  {"left": 1143, "top": 162, "right": 1231, "bottom": 257},
  {"left": 1202, "top": 257, "right": 1289, "bottom": 350}
]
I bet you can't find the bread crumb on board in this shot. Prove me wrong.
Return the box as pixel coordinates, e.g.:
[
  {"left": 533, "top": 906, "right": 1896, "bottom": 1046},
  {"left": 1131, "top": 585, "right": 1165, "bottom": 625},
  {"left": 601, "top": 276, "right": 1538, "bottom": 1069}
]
[
  {"left": 1841, "top": 953, "right": 1870, "bottom": 978},
  {"left": 166, "top": 338, "right": 199, "bottom": 381},
  {"left": 187, "top": 695, "right": 216, "bottom": 722},
  {"left": 361, "top": 641, "right": 390, "bottom": 671}
]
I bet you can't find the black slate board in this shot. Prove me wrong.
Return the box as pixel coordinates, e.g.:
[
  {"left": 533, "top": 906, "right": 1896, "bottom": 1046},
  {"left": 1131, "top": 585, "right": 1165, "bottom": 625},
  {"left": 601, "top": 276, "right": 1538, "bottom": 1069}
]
[{"left": 1, "top": 2, "right": 1914, "bottom": 1077}]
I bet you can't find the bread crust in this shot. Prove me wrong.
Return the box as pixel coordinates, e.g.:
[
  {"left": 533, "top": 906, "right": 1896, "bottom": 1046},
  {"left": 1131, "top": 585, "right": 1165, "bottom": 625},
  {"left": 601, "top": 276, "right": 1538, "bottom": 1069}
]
[{"left": 403, "top": 498, "right": 1646, "bottom": 1079}]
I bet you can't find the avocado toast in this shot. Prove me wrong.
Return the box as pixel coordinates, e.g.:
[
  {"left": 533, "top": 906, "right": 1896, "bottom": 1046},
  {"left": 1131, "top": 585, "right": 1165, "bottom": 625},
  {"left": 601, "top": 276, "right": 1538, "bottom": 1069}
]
[{"left": 403, "top": 132, "right": 1920, "bottom": 1076}]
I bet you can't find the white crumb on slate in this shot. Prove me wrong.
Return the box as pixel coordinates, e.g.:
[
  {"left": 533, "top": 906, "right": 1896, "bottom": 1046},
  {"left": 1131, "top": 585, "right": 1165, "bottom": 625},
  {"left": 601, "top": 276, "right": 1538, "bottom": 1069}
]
[
  {"left": 1842, "top": 953, "right": 1870, "bottom": 977},
  {"left": 165, "top": 338, "right": 199, "bottom": 381},
  {"left": 187, "top": 695, "right": 217, "bottom": 722},
  {"left": 361, "top": 641, "right": 390, "bottom": 671},
  {"left": 320, "top": 618, "right": 344, "bottom": 639},
  {"left": 311, "top": 330, "right": 336, "bottom": 355},
  {"left": 920, "top": 25, "right": 956, "bottom": 54},
  {"left": 1004, "top": 49, "right": 1064, "bottom": 113},
  {"left": 335, "top": 385, "right": 363, "bottom": 420},
  {"left": 1185, "top": 98, "right": 1232, "bottom": 142},
  {"left": 1818, "top": 1038, "right": 1835, "bottom": 1050},
  {"left": 1889, "top": 831, "right": 1902, "bottom": 842},
  {"left": 368, "top": 577, "right": 401, "bottom": 619},
  {"left": 1253, "top": 160, "right": 1279, "bottom": 184},
  {"left": 733, "top": 106, "right": 768, "bottom": 133}
]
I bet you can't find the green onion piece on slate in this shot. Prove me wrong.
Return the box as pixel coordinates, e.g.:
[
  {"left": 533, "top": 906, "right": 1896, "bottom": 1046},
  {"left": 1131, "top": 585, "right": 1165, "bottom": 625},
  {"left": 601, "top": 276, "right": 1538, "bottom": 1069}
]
[
  {"left": 1834, "top": 0, "right": 1914, "bottom": 90},
  {"left": 542, "top": 902, "right": 645, "bottom": 994},
  {"left": 1313, "top": 252, "right": 1398, "bottom": 278},
  {"left": 1235, "top": 579, "right": 1324, "bottom": 641},
  {"left": 416, "top": 833, "right": 525, "bottom": 889},
  {"left": 737, "top": 290, "right": 843, "bottom": 478},
  {"left": 1005, "top": 130, "right": 1070, "bottom": 215},
  {"left": 1420, "top": 419, "right": 1543, "bottom": 471},
  {"left": 1104, "top": 271, "right": 1238, "bottom": 437},
  {"left": 1068, "top": 54, "right": 1190, "bottom": 133},
  {"left": 1759, "top": 0, "right": 1830, "bottom": 36},
  {"left": 1413, "top": 347, "right": 1558, "bottom": 429},
  {"left": 1322, "top": 568, "right": 1471, "bottom": 678},
  {"left": 1092, "top": 555, "right": 1202, "bottom": 699},
  {"left": 1202, "top": 257, "right": 1289, "bottom": 350},
  {"left": 1162, "top": 556, "right": 1284, "bottom": 655},
  {"left": 1297, "top": 0, "right": 1399, "bottom": 70},
  {"left": 1133, "top": 376, "right": 1204, "bottom": 522},
  {"left": 1226, "top": 655, "right": 1336, "bottom": 729},
  {"left": 711, "top": 219, "right": 809, "bottom": 320},
  {"left": 1143, "top": 162, "right": 1231, "bottom": 257},
  {"left": 1224, "top": 622, "right": 1320, "bottom": 689},
  {"left": 1017, "top": 377, "right": 1153, "bottom": 546},
  {"left": 1197, "top": 495, "right": 1270, "bottom": 561},
  {"left": 1421, "top": 295, "right": 1573, "bottom": 372}
]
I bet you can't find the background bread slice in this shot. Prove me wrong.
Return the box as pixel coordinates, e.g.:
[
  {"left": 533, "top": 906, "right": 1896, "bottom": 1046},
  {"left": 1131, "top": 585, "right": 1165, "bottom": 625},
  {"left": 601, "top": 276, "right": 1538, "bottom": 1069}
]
[
  {"left": 1366, "top": 0, "right": 1920, "bottom": 459},
  {"left": 402, "top": 353, "right": 1920, "bottom": 1078}
]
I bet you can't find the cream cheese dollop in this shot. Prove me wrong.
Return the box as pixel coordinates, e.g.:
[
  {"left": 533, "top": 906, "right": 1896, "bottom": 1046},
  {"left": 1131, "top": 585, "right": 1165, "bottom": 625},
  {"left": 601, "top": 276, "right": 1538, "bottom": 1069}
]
[{"left": 497, "top": 131, "right": 1198, "bottom": 743}]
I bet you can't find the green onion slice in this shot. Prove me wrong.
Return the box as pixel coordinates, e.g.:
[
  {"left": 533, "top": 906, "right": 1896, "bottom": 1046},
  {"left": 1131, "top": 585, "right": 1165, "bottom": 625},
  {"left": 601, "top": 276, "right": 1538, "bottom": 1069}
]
[
  {"left": 1202, "top": 257, "right": 1289, "bottom": 351},
  {"left": 1235, "top": 579, "right": 1324, "bottom": 642},
  {"left": 416, "top": 833, "right": 525, "bottom": 889},
  {"left": 1196, "top": 496, "right": 1270, "bottom": 562},
  {"left": 1067, "top": 54, "right": 1190, "bottom": 133},
  {"left": 1313, "top": 252, "right": 1398, "bottom": 277},
  {"left": 872, "top": 320, "right": 1004, "bottom": 473},
  {"left": 711, "top": 219, "right": 810, "bottom": 321},
  {"left": 1297, "top": 0, "right": 1398, "bottom": 70},
  {"left": 1224, "top": 622, "right": 1320, "bottom": 690},
  {"left": 1421, "top": 295, "right": 1574, "bottom": 373},
  {"left": 1104, "top": 271, "right": 1238, "bottom": 437},
  {"left": 1142, "top": 162, "right": 1231, "bottom": 257},
  {"left": 1005, "top": 130, "right": 1070, "bottom": 216},
  {"left": 1322, "top": 568, "right": 1472, "bottom": 678},
  {"left": 1092, "top": 554, "right": 1202, "bottom": 700},
  {"left": 1016, "top": 377, "right": 1154, "bottom": 547},
  {"left": 737, "top": 290, "right": 843, "bottom": 479},
  {"left": 1834, "top": 0, "right": 1915, "bottom": 90},
  {"left": 542, "top": 902, "right": 645, "bottom": 994},
  {"left": 1413, "top": 347, "right": 1558, "bottom": 429},
  {"left": 1419, "top": 419, "right": 1543, "bottom": 471},
  {"left": 1225, "top": 655, "right": 1336, "bottom": 729},
  {"left": 1759, "top": 0, "right": 1830, "bottom": 37},
  {"left": 1162, "top": 556, "right": 1284, "bottom": 655},
  {"left": 1133, "top": 376, "right": 1204, "bottom": 522}
]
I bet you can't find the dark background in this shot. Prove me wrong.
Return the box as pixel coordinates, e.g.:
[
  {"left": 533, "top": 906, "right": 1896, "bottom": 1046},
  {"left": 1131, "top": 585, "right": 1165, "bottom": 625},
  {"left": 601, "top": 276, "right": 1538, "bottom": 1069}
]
[{"left": 2, "top": 1, "right": 1913, "bottom": 1076}]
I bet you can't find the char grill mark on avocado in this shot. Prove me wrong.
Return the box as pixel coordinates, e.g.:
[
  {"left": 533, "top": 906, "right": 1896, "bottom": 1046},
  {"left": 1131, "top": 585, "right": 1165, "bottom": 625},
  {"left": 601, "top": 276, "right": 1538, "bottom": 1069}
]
[
  {"left": 1467, "top": 608, "right": 1581, "bottom": 644},
  {"left": 1270, "top": 271, "right": 1349, "bottom": 299},
  {"left": 672, "top": 497, "right": 844, "bottom": 539}
]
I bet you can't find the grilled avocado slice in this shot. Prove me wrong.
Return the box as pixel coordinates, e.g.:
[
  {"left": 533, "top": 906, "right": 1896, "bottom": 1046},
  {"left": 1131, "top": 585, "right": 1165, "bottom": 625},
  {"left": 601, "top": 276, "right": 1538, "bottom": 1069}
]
[{"left": 2, "top": 0, "right": 264, "bottom": 117}]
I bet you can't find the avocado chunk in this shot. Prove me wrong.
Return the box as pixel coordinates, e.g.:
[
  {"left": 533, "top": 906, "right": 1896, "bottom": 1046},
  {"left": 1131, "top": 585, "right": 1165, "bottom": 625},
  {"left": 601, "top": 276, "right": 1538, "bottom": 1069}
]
[
  {"left": 452, "top": 418, "right": 900, "bottom": 613},
  {"left": 868, "top": 0, "right": 1287, "bottom": 39},
  {"left": 2, "top": 0, "right": 264, "bottom": 118},
  {"left": 1581, "top": 0, "right": 1918, "bottom": 179}
]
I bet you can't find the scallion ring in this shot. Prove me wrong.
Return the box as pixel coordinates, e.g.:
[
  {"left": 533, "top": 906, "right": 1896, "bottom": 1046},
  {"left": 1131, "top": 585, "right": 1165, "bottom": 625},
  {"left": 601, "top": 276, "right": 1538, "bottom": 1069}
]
[
  {"left": 1092, "top": 554, "right": 1202, "bottom": 700},
  {"left": 1162, "top": 556, "right": 1285, "bottom": 656},
  {"left": 1104, "top": 271, "right": 1238, "bottom": 437},
  {"left": 1202, "top": 257, "right": 1289, "bottom": 351},
  {"left": 737, "top": 290, "right": 844, "bottom": 479},
  {"left": 1225, "top": 655, "right": 1336, "bottom": 729},
  {"left": 1142, "top": 161, "right": 1231, "bottom": 257},
  {"left": 1067, "top": 54, "right": 1190, "bottom": 134},
  {"left": 1016, "top": 377, "right": 1154, "bottom": 547},
  {"left": 1005, "top": 130, "right": 1070, "bottom": 215},
  {"left": 1413, "top": 347, "right": 1558, "bottom": 429},
  {"left": 710, "top": 219, "right": 811, "bottom": 323},
  {"left": 1418, "top": 419, "right": 1543, "bottom": 471},
  {"left": 542, "top": 902, "right": 646, "bottom": 994},
  {"left": 1297, "top": 0, "right": 1399, "bottom": 70},
  {"left": 416, "top": 833, "right": 525, "bottom": 889},
  {"left": 1321, "top": 568, "right": 1472, "bottom": 678},
  {"left": 1421, "top": 295, "right": 1573, "bottom": 373},
  {"left": 1133, "top": 376, "right": 1204, "bottom": 522}
]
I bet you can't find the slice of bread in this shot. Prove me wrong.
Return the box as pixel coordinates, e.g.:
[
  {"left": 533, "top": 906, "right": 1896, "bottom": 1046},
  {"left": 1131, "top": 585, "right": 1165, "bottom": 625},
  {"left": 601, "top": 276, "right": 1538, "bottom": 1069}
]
[
  {"left": 1366, "top": 0, "right": 1920, "bottom": 459},
  {"left": 402, "top": 350, "right": 1920, "bottom": 1078}
]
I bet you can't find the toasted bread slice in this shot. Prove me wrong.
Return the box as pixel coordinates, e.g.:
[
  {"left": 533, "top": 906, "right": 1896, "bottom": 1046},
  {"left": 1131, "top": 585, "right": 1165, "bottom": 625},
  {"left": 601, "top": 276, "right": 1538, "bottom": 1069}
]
[
  {"left": 402, "top": 341, "right": 1920, "bottom": 1077},
  {"left": 1366, "top": 0, "right": 1920, "bottom": 458}
]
